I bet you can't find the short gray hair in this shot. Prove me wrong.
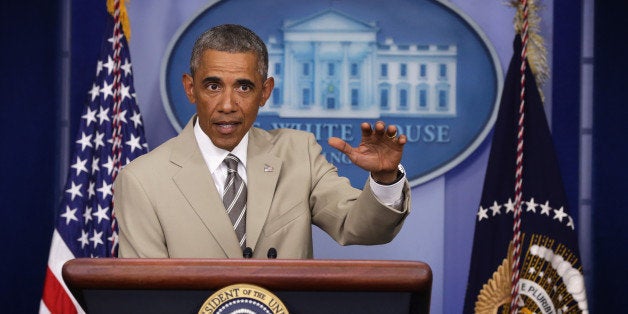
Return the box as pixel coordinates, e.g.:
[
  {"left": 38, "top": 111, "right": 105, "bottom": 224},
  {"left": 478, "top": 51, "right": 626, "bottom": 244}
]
[{"left": 189, "top": 24, "right": 268, "bottom": 79}]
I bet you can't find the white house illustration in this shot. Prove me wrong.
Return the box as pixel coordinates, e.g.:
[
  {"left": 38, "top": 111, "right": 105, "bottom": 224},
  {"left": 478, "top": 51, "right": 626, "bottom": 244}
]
[{"left": 261, "top": 9, "right": 457, "bottom": 118}]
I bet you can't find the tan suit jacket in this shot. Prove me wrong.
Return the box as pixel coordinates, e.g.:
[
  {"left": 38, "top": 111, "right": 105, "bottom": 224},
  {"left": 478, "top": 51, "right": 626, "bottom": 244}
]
[{"left": 114, "top": 117, "right": 410, "bottom": 259}]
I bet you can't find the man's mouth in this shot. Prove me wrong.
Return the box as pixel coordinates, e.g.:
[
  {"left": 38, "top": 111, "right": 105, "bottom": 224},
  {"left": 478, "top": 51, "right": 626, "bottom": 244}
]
[{"left": 214, "top": 121, "right": 240, "bottom": 134}]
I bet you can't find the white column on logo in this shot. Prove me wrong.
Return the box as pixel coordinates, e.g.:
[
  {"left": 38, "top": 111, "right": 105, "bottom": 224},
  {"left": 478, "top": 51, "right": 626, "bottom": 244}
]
[
  {"left": 366, "top": 45, "right": 375, "bottom": 110},
  {"left": 313, "top": 41, "right": 320, "bottom": 108},
  {"left": 342, "top": 42, "right": 349, "bottom": 110},
  {"left": 283, "top": 39, "right": 294, "bottom": 109}
]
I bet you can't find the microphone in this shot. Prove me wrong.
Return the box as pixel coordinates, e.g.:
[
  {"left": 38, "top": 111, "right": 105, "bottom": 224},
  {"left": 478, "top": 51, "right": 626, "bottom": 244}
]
[
  {"left": 267, "top": 247, "right": 277, "bottom": 259},
  {"left": 243, "top": 247, "right": 253, "bottom": 258}
]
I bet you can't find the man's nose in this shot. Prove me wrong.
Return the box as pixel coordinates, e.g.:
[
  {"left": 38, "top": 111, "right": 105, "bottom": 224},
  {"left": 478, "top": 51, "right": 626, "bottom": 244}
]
[{"left": 217, "top": 90, "right": 237, "bottom": 112}]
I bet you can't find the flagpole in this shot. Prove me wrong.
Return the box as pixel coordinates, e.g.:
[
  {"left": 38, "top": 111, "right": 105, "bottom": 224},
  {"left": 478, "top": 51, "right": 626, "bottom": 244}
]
[
  {"left": 109, "top": 0, "right": 124, "bottom": 257},
  {"left": 510, "top": 0, "right": 529, "bottom": 312},
  {"left": 111, "top": 0, "right": 123, "bottom": 178}
]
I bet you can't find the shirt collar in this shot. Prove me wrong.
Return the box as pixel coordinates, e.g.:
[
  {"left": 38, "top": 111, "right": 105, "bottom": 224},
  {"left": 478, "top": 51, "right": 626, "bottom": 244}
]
[{"left": 193, "top": 118, "right": 248, "bottom": 174}]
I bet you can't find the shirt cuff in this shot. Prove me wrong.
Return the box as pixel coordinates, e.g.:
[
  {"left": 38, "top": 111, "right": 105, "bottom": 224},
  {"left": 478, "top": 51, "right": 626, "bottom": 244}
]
[{"left": 369, "top": 165, "right": 406, "bottom": 209}]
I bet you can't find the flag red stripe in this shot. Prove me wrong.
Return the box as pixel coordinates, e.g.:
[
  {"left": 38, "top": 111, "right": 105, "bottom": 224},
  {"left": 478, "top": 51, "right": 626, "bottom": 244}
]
[{"left": 41, "top": 267, "right": 78, "bottom": 314}]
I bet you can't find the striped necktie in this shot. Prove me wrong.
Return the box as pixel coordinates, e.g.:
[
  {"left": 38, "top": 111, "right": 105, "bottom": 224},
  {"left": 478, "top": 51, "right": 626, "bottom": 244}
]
[{"left": 222, "top": 154, "right": 247, "bottom": 248}]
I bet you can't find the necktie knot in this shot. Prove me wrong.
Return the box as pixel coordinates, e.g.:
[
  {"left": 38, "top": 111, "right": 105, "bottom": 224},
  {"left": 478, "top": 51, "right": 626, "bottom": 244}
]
[{"left": 223, "top": 154, "right": 240, "bottom": 172}]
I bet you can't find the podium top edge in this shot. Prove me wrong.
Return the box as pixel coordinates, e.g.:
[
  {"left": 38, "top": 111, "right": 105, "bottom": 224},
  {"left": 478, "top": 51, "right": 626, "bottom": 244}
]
[{"left": 62, "top": 258, "right": 432, "bottom": 293}]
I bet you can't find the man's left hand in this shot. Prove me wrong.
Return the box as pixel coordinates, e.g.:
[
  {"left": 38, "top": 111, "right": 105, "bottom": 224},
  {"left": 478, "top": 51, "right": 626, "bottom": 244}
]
[{"left": 328, "top": 121, "right": 406, "bottom": 184}]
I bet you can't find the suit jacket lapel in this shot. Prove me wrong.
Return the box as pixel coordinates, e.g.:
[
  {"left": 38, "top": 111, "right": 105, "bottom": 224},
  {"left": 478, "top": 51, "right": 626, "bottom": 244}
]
[
  {"left": 170, "top": 118, "right": 242, "bottom": 258},
  {"left": 246, "top": 128, "right": 282, "bottom": 252}
]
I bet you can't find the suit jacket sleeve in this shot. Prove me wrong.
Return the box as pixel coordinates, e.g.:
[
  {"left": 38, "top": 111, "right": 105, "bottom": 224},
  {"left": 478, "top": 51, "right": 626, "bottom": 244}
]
[{"left": 304, "top": 132, "right": 411, "bottom": 245}]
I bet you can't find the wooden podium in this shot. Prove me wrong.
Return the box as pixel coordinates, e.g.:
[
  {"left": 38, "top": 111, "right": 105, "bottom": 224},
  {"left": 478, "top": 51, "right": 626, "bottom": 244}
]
[{"left": 62, "top": 258, "right": 432, "bottom": 314}]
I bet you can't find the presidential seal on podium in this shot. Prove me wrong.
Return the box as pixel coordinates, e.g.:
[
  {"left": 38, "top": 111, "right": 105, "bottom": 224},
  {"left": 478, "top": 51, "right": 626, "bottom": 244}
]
[{"left": 199, "top": 284, "right": 289, "bottom": 314}]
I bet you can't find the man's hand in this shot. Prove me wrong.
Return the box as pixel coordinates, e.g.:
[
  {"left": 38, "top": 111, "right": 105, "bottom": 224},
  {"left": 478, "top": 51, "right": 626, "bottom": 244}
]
[{"left": 328, "top": 121, "right": 406, "bottom": 184}]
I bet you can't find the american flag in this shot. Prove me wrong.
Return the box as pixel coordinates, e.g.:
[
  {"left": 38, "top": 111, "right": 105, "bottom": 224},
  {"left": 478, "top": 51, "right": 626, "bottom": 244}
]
[{"left": 39, "top": 1, "right": 148, "bottom": 312}]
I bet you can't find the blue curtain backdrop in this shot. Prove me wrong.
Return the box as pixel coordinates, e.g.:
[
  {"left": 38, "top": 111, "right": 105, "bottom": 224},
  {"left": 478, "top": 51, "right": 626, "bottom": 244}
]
[
  {"left": 592, "top": 1, "right": 628, "bottom": 312},
  {"left": 0, "top": 2, "right": 60, "bottom": 312},
  {"left": 0, "top": 1, "right": 105, "bottom": 312},
  {"left": 0, "top": 1, "right": 625, "bottom": 313},
  {"left": 552, "top": 0, "right": 582, "bottom": 223}
]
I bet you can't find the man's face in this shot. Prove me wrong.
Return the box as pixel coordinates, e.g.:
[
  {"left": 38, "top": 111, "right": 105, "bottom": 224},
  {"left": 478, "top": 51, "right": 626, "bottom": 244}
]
[{"left": 183, "top": 49, "right": 274, "bottom": 151}]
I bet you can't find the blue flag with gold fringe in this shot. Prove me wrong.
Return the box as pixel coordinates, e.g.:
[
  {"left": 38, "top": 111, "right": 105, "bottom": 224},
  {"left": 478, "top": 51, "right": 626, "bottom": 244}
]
[{"left": 463, "top": 35, "right": 588, "bottom": 313}]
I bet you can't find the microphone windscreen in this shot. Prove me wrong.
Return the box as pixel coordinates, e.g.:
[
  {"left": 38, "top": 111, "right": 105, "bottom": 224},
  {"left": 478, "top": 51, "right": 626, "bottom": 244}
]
[
  {"left": 243, "top": 247, "right": 253, "bottom": 258},
  {"left": 267, "top": 247, "right": 277, "bottom": 259}
]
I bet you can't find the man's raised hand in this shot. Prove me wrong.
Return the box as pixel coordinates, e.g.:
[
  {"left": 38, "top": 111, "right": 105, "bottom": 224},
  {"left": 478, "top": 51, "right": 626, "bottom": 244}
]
[{"left": 328, "top": 121, "right": 406, "bottom": 184}]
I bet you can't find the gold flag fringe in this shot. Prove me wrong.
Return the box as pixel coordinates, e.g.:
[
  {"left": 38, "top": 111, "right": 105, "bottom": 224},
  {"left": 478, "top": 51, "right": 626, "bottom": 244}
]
[
  {"left": 509, "top": 0, "right": 549, "bottom": 88},
  {"left": 107, "top": 0, "right": 131, "bottom": 41},
  {"left": 474, "top": 242, "right": 514, "bottom": 313}
]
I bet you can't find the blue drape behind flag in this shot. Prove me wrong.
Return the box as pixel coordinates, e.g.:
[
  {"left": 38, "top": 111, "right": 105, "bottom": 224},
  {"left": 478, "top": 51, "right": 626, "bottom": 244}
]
[{"left": 463, "top": 36, "right": 588, "bottom": 313}]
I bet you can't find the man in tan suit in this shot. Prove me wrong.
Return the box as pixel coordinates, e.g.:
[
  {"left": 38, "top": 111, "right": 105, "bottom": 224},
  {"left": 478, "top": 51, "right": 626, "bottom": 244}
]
[{"left": 114, "top": 24, "right": 411, "bottom": 259}]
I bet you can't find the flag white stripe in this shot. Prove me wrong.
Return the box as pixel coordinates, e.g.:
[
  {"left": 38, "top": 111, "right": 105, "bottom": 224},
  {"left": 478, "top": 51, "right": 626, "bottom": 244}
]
[
  {"left": 46, "top": 230, "right": 86, "bottom": 314},
  {"left": 38, "top": 301, "right": 51, "bottom": 314}
]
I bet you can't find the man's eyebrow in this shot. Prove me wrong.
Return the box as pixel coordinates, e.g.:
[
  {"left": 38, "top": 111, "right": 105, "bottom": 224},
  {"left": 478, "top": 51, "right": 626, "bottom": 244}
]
[
  {"left": 201, "top": 76, "right": 221, "bottom": 84},
  {"left": 236, "top": 78, "right": 255, "bottom": 88}
]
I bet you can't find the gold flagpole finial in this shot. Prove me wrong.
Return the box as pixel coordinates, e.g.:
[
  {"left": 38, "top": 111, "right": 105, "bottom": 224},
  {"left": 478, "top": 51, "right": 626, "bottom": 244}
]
[{"left": 107, "top": 0, "right": 132, "bottom": 41}]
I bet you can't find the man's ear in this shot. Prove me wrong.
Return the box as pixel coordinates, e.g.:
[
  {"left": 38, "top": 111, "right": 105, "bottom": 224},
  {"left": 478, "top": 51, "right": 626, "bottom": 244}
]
[
  {"left": 260, "top": 77, "right": 275, "bottom": 107},
  {"left": 182, "top": 73, "right": 196, "bottom": 103}
]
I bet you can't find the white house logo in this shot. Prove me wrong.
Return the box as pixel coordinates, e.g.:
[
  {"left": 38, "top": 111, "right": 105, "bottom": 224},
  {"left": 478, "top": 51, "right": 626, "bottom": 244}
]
[{"left": 161, "top": 0, "right": 502, "bottom": 187}]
